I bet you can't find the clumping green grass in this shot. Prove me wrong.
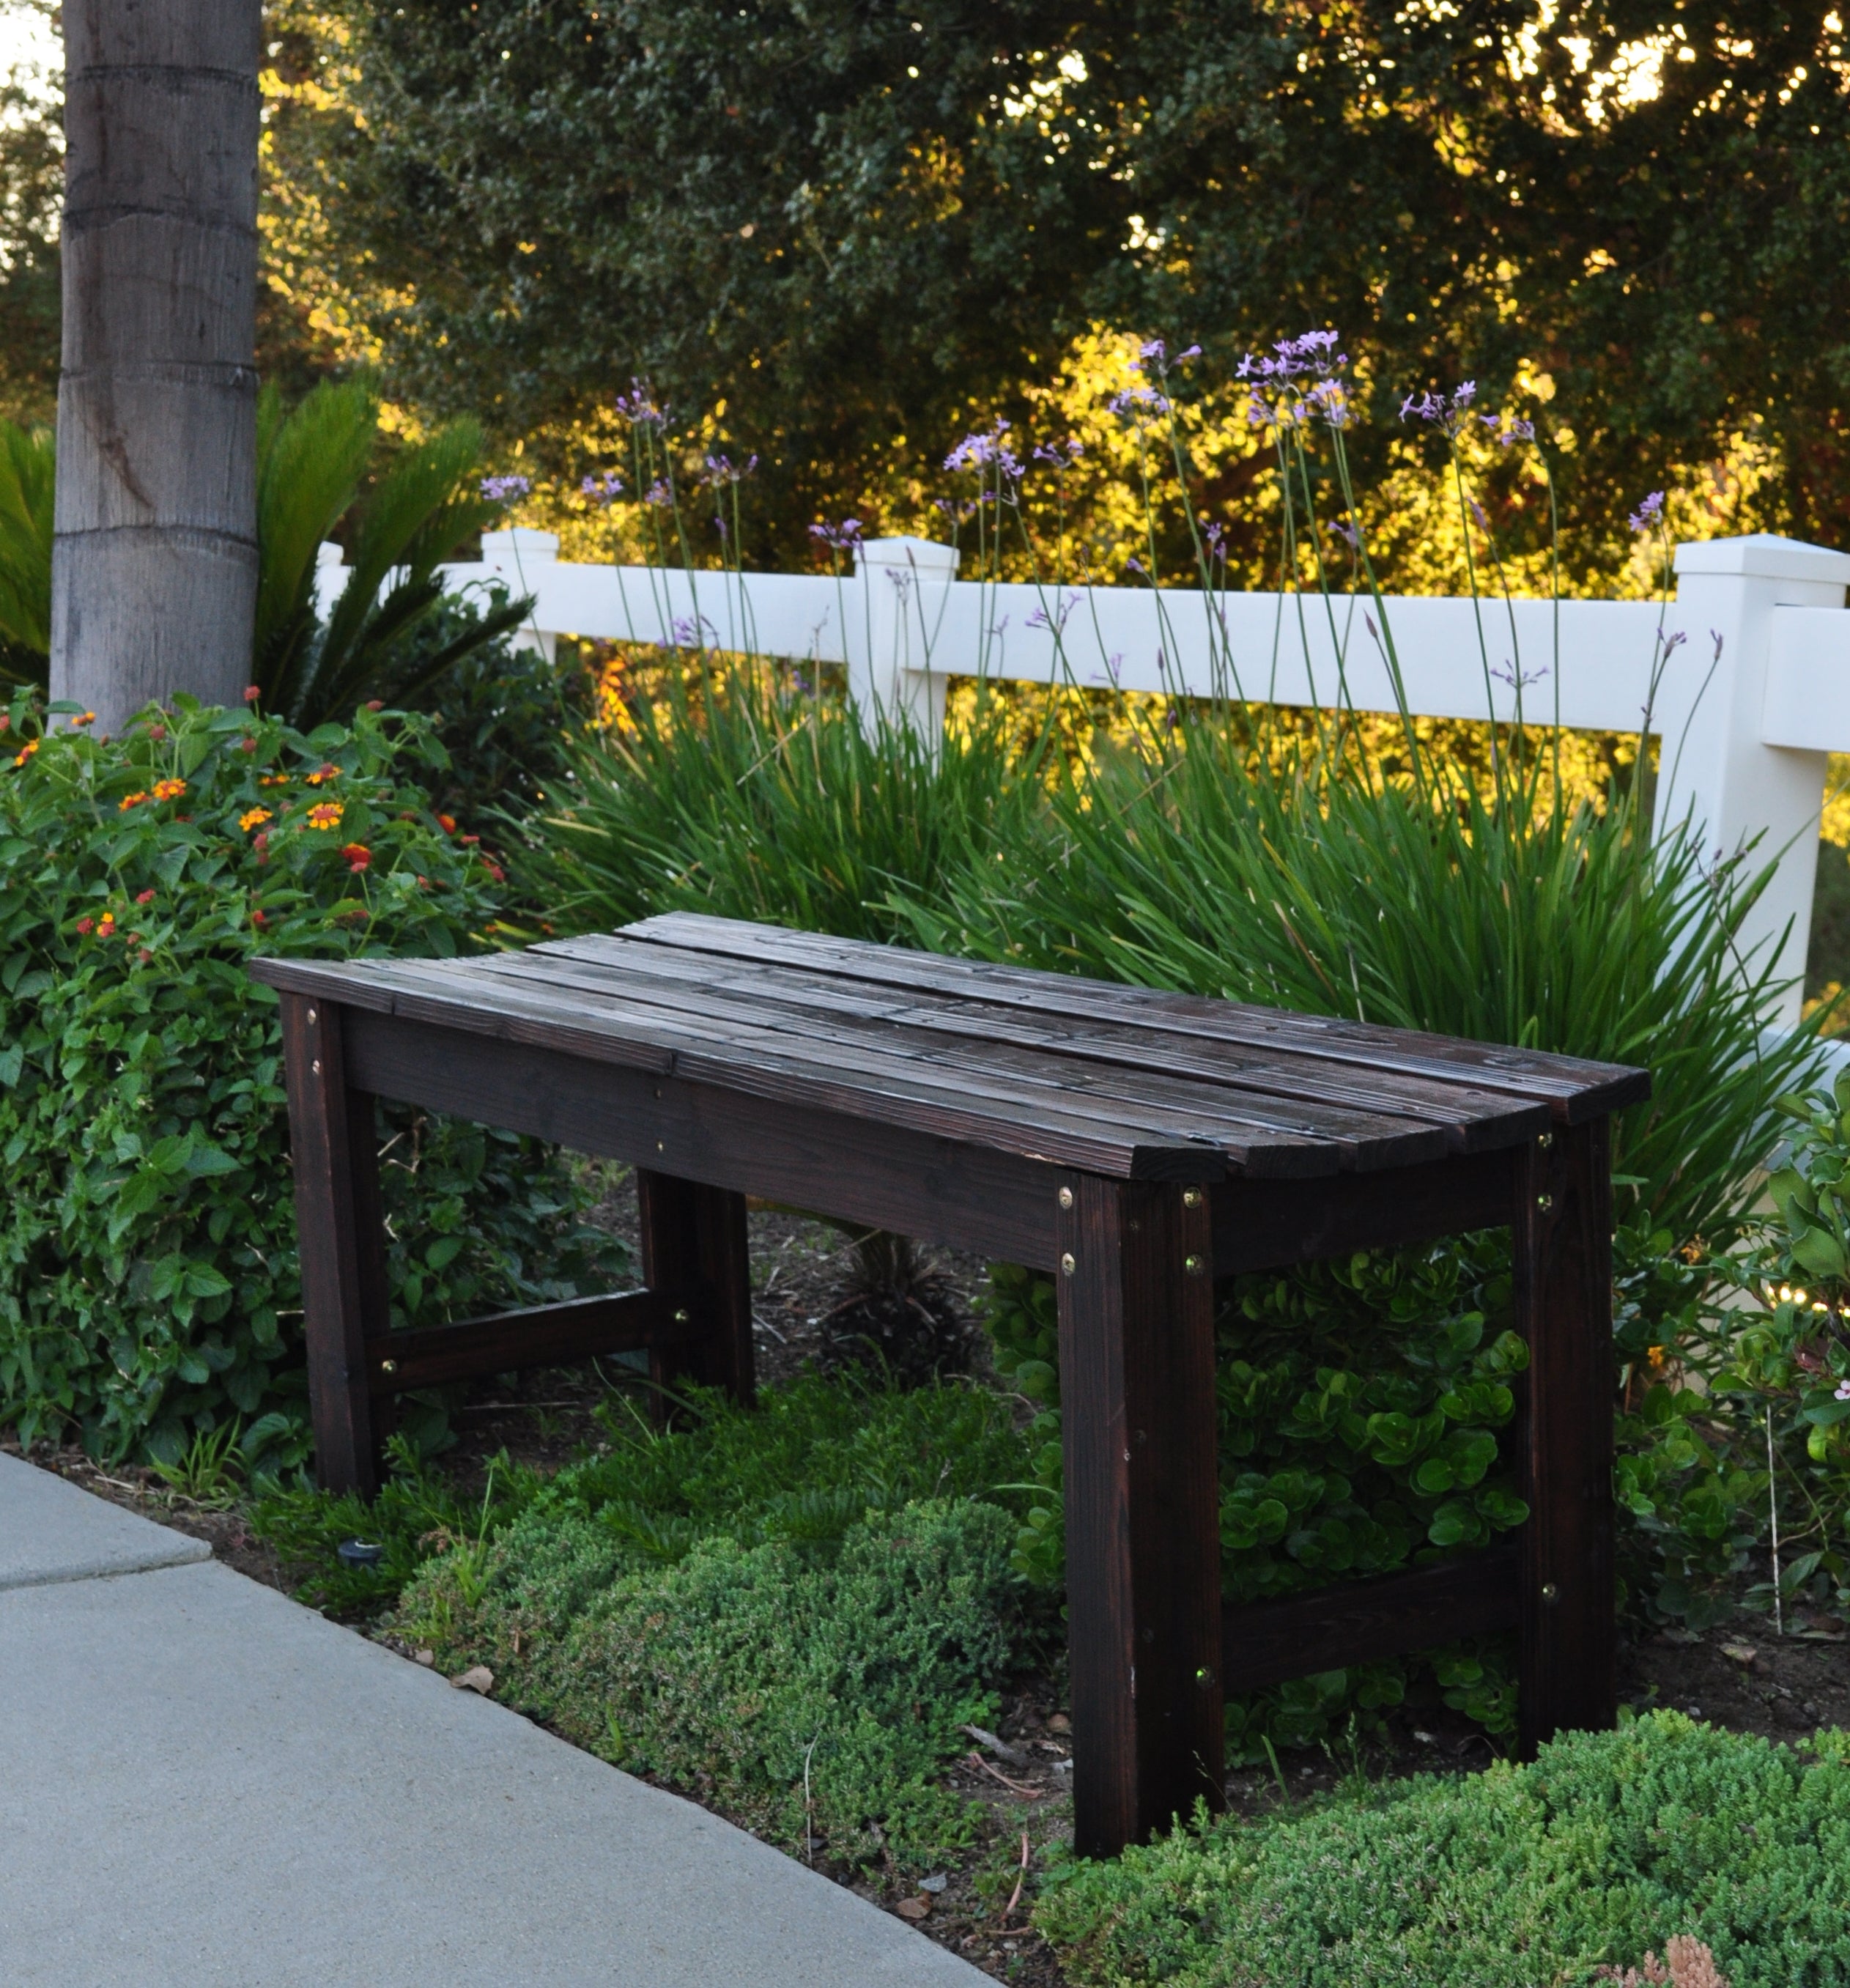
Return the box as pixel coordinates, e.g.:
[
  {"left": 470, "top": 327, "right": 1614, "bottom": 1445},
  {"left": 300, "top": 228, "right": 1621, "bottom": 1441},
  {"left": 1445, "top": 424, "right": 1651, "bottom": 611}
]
[{"left": 1035, "top": 1713, "right": 1850, "bottom": 1987}]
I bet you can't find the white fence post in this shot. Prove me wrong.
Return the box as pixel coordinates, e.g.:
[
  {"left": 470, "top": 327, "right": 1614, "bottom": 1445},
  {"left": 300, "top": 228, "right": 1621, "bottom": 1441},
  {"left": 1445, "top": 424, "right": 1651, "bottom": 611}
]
[
  {"left": 482, "top": 528, "right": 560, "bottom": 664},
  {"left": 851, "top": 536, "right": 958, "bottom": 739},
  {"left": 1660, "top": 535, "right": 1850, "bottom": 1030}
]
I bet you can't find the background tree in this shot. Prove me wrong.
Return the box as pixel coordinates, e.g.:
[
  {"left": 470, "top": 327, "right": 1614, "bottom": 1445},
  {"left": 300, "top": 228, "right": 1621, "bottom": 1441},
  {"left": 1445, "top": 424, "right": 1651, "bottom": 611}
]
[
  {"left": 52, "top": 0, "right": 262, "bottom": 727},
  {"left": 264, "top": 0, "right": 1850, "bottom": 579}
]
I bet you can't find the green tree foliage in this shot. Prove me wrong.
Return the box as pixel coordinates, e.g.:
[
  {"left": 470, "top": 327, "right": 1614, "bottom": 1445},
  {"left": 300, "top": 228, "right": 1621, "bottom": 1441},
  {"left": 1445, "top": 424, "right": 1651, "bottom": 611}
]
[{"left": 274, "top": 0, "right": 1850, "bottom": 565}]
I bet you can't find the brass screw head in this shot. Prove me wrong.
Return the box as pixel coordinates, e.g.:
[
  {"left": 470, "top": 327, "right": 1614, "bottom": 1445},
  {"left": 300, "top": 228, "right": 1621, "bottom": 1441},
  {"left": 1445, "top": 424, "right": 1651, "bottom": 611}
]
[
  {"left": 656, "top": 1139, "right": 665, "bottom": 1153},
  {"left": 306, "top": 1007, "right": 317, "bottom": 1025},
  {"left": 1538, "top": 1131, "right": 1553, "bottom": 1150},
  {"left": 1057, "top": 1186, "right": 1073, "bottom": 1209},
  {"left": 1541, "top": 1581, "right": 1559, "bottom": 1602},
  {"left": 1183, "top": 1187, "right": 1202, "bottom": 1209},
  {"left": 311, "top": 1059, "right": 323, "bottom": 1077},
  {"left": 1184, "top": 1253, "right": 1205, "bottom": 1276},
  {"left": 380, "top": 1358, "right": 398, "bottom": 1375},
  {"left": 1536, "top": 1193, "right": 1554, "bottom": 1211},
  {"left": 673, "top": 1307, "right": 690, "bottom": 1324},
  {"left": 1060, "top": 1252, "right": 1076, "bottom": 1276}
]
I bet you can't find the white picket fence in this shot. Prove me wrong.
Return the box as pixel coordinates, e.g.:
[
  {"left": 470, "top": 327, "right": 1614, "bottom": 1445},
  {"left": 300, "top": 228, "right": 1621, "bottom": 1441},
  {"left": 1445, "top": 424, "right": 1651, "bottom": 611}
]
[{"left": 320, "top": 528, "right": 1850, "bottom": 1029}]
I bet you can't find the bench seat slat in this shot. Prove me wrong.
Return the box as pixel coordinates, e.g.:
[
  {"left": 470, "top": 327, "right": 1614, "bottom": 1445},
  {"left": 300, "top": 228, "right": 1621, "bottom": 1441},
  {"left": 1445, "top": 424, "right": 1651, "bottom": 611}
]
[
  {"left": 469, "top": 949, "right": 1453, "bottom": 1170},
  {"left": 539, "top": 934, "right": 1551, "bottom": 1153},
  {"left": 622, "top": 912, "right": 1650, "bottom": 1123}
]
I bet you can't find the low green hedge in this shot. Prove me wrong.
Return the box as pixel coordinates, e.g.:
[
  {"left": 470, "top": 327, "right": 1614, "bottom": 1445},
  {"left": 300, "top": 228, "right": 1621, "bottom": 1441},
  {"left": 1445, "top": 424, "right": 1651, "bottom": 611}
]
[
  {"left": 1036, "top": 1713, "right": 1850, "bottom": 1987},
  {"left": 387, "top": 1375, "right": 1038, "bottom": 1863},
  {"left": 0, "top": 693, "right": 623, "bottom": 1463}
]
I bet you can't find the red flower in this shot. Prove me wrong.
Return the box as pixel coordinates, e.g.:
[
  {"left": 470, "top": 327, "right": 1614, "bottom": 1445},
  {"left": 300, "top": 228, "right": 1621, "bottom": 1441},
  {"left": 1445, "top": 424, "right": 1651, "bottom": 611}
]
[
  {"left": 341, "top": 843, "right": 371, "bottom": 873},
  {"left": 484, "top": 860, "right": 506, "bottom": 883},
  {"left": 239, "top": 736, "right": 257, "bottom": 754},
  {"left": 137, "top": 947, "right": 153, "bottom": 965},
  {"left": 243, "top": 685, "right": 261, "bottom": 703},
  {"left": 146, "top": 723, "right": 167, "bottom": 742},
  {"left": 437, "top": 813, "right": 457, "bottom": 833},
  {"left": 251, "top": 909, "right": 267, "bottom": 928},
  {"left": 135, "top": 889, "right": 155, "bottom": 905},
  {"left": 365, "top": 699, "right": 384, "bottom": 712},
  {"left": 75, "top": 915, "right": 95, "bottom": 935},
  {"left": 460, "top": 833, "right": 480, "bottom": 846}
]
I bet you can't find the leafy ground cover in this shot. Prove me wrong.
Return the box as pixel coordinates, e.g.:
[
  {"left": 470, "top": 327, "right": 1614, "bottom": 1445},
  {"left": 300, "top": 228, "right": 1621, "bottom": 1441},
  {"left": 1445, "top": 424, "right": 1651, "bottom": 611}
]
[{"left": 1035, "top": 1715, "right": 1850, "bottom": 1988}]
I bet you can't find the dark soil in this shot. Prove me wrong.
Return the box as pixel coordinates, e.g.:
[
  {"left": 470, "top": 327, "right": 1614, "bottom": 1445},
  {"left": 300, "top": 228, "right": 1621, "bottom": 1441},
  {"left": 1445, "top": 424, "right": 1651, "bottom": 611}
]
[{"left": 16, "top": 1177, "right": 1850, "bottom": 1987}]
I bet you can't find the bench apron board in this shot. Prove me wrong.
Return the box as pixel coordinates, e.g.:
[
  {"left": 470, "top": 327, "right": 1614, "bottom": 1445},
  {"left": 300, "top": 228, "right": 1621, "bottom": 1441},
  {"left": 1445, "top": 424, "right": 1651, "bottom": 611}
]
[{"left": 252, "top": 911, "right": 1646, "bottom": 1859}]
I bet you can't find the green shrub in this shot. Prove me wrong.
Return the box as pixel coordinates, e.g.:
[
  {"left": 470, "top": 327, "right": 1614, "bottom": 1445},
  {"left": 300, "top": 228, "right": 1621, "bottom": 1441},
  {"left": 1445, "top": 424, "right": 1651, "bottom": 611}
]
[
  {"left": 400, "top": 1496, "right": 1021, "bottom": 1865},
  {"left": 1035, "top": 1714, "right": 1850, "bottom": 1987},
  {"left": 0, "top": 693, "right": 625, "bottom": 1463},
  {"left": 372, "top": 1376, "right": 1037, "bottom": 1859},
  {"left": 988, "top": 1241, "right": 1530, "bottom": 1753}
]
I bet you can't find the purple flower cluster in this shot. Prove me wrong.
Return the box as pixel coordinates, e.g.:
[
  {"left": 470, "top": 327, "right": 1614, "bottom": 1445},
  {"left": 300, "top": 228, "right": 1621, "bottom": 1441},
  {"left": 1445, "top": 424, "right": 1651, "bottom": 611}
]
[
  {"left": 703, "top": 451, "right": 759, "bottom": 487},
  {"left": 944, "top": 419, "right": 1022, "bottom": 479},
  {"left": 809, "top": 517, "right": 865, "bottom": 553},
  {"left": 1399, "top": 381, "right": 1477, "bottom": 436},
  {"left": 614, "top": 380, "right": 667, "bottom": 429},
  {"left": 642, "top": 478, "right": 673, "bottom": 508},
  {"left": 479, "top": 473, "right": 532, "bottom": 503},
  {"left": 1629, "top": 489, "right": 1665, "bottom": 533},
  {"left": 1032, "top": 437, "right": 1085, "bottom": 469},
  {"left": 580, "top": 470, "right": 624, "bottom": 505},
  {"left": 1479, "top": 413, "right": 1536, "bottom": 449},
  {"left": 1238, "top": 329, "right": 1351, "bottom": 431},
  {"left": 1109, "top": 382, "right": 1171, "bottom": 420}
]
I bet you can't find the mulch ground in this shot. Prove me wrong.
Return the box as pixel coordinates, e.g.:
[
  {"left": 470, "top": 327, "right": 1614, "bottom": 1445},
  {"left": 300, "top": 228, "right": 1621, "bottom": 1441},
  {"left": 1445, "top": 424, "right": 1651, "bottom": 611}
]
[{"left": 15, "top": 1172, "right": 1850, "bottom": 1985}]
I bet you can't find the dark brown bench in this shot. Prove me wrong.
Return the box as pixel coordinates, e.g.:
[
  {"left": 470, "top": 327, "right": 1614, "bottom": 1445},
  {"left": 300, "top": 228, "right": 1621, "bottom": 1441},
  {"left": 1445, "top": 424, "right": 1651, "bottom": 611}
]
[{"left": 252, "top": 911, "right": 1646, "bottom": 1858}]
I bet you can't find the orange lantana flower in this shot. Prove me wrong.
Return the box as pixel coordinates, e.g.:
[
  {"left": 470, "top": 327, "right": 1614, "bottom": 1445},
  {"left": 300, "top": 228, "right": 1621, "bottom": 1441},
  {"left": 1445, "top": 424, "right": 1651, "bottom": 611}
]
[
  {"left": 151, "top": 778, "right": 186, "bottom": 802},
  {"left": 305, "top": 802, "right": 344, "bottom": 831},
  {"left": 239, "top": 807, "right": 272, "bottom": 832}
]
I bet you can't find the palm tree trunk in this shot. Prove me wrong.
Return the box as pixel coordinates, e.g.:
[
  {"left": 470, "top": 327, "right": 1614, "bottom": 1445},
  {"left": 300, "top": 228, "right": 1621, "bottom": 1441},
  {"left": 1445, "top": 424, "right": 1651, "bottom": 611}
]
[{"left": 51, "top": 1, "right": 261, "bottom": 728}]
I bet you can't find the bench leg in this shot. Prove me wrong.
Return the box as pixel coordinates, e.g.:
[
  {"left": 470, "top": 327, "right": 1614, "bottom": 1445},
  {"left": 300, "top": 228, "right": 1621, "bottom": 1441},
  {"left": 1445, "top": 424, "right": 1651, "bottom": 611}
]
[
  {"left": 635, "top": 1169, "right": 755, "bottom": 1410},
  {"left": 1513, "top": 1117, "right": 1616, "bottom": 1754},
  {"left": 281, "top": 994, "right": 393, "bottom": 1498},
  {"left": 1057, "top": 1175, "right": 1224, "bottom": 1857}
]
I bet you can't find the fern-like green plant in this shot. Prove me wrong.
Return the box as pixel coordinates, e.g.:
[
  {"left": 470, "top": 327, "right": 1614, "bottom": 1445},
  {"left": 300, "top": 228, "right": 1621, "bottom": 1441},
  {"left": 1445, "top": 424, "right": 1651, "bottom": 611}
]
[
  {"left": 0, "top": 385, "right": 530, "bottom": 719},
  {"left": 254, "top": 381, "right": 530, "bottom": 728},
  {"left": 0, "top": 418, "right": 53, "bottom": 685}
]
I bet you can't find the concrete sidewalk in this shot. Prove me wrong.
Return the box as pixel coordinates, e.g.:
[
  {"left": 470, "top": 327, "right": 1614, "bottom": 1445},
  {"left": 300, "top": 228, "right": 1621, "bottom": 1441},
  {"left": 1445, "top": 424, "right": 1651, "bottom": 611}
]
[{"left": 0, "top": 1454, "right": 986, "bottom": 1985}]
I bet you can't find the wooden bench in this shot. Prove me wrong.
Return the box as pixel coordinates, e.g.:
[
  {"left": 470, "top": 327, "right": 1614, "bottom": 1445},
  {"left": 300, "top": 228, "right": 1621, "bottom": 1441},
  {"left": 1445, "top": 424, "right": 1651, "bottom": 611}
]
[{"left": 252, "top": 911, "right": 1647, "bottom": 1858}]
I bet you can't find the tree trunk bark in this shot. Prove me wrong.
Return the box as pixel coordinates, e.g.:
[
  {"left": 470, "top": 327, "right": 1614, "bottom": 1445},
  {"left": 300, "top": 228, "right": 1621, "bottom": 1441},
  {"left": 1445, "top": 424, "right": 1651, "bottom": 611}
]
[{"left": 51, "top": 0, "right": 260, "bottom": 729}]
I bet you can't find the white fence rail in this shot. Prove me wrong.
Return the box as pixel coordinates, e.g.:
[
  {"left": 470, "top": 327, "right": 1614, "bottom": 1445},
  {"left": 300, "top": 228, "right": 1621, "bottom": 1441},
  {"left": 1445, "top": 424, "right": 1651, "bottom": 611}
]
[{"left": 320, "top": 528, "right": 1850, "bottom": 1029}]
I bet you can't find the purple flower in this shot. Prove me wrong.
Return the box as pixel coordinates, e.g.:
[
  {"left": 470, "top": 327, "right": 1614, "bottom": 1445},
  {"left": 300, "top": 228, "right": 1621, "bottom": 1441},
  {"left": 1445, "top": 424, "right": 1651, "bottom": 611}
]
[
  {"left": 581, "top": 470, "right": 624, "bottom": 504},
  {"left": 1329, "top": 519, "right": 1361, "bottom": 549},
  {"left": 1836, "top": 1379, "right": 1850, "bottom": 1402},
  {"left": 1026, "top": 591, "right": 1081, "bottom": 634},
  {"left": 1491, "top": 659, "right": 1549, "bottom": 689},
  {"left": 1470, "top": 496, "right": 1490, "bottom": 532},
  {"left": 1032, "top": 437, "right": 1085, "bottom": 468},
  {"left": 480, "top": 473, "right": 532, "bottom": 503},
  {"left": 1479, "top": 413, "right": 1536, "bottom": 449},
  {"left": 1109, "top": 383, "right": 1171, "bottom": 419},
  {"left": 809, "top": 517, "right": 864, "bottom": 551},
  {"left": 1400, "top": 383, "right": 1476, "bottom": 437},
  {"left": 704, "top": 451, "right": 758, "bottom": 487},
  {"left": 1629, "top": 489, "right": 1666, "bottom": 533},
  {"left": 672, "top": 613, "right": 716, "bottom": 646},
  {"left": 643, "top": 478, "right": 673, "bottom": 508},
  {"left": 944, "top": 420, "right": 1019, "bottom": 477},
  {"left": 615, "top": 380, "right": 667, "bottom": 428}
]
